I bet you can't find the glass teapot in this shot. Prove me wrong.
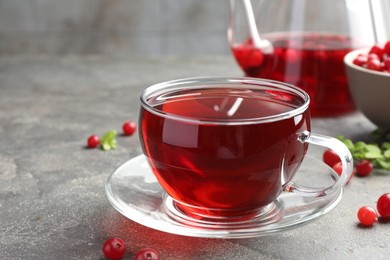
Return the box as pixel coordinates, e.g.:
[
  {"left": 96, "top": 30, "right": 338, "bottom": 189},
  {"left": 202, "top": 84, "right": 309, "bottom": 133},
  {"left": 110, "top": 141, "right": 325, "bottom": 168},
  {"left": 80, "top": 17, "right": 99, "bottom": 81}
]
[{"left": 228, "top": 0, "right": 390, "bottom": 116}]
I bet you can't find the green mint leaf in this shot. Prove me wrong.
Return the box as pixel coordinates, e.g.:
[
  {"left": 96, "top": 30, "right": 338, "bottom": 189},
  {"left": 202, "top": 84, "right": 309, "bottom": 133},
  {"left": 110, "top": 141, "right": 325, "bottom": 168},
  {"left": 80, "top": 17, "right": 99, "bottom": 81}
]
[
  {"left": 338, "top": 128, "right": 390, "bottom": 171},
  {"left": 375, "top": 159, "right": 390, "bottom": 170},
  {"left": 102, "top": 130, "right": 116, "bottom": 143},
  {"left": 344, "top": 140, "right": 355, "bottom": 150},
  {"left": 354, "top": 141, "right": 367, "bottom": 150},
  {"left": 351, "top": 142, "right": 367, "bottom": 160},
  {"left": 362, "top": 144, "right": 383, "bottom": 159},
  {"left": 384, "top": 149, "right": 390, "bottom": 158},
  {"left": 100, "top": 130, "right": 117, "bottom": 151},
  {"left": 364, "top": 152, "right": 383, "bottom": 159},
  {"left": 102, "top": 143, "right": 111, "bottom": 151},
  {"left": 337, "top": 136, "right": 356, "bottom": 150},
  {"left": 353, "top": 153, "right": 366, "bottom": 161},
  {"left": 110, "top": 139, "right": 118, "bottom": 149},
  {"left": 365, "top": 144, "right": 382, "bottom": 153}
]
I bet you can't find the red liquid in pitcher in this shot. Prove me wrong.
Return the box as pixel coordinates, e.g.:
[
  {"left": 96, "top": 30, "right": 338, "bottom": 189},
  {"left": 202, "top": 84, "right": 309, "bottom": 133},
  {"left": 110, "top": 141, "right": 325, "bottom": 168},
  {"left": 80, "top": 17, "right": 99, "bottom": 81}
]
[
  {"left": 139, "top": 88, "right": 310, "bottom": 218},
  {"left": 231, "top": 33, "right": 357, "bottom": 116}
]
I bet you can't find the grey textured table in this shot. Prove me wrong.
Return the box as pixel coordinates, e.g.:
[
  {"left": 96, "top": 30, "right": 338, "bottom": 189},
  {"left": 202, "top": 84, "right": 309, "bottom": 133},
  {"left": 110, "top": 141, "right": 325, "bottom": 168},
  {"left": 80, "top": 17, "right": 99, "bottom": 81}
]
[{"left": 1, "top": 55, "right": 389, "bottom": 260}]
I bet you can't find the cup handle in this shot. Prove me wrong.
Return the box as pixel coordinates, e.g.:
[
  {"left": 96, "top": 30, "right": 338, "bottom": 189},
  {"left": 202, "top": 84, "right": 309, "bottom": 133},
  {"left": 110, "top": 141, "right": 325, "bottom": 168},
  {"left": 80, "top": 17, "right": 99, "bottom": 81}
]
[{"left": 284, "top": 131, "right": 353, "bottom": 197}]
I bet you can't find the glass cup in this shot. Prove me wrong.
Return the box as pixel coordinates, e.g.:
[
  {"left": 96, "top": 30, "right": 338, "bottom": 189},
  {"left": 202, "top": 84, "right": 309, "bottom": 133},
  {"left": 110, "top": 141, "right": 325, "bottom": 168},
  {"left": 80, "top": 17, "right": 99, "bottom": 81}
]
[{"left": 139, "top": 77, "right": 353, "bottom": 223}]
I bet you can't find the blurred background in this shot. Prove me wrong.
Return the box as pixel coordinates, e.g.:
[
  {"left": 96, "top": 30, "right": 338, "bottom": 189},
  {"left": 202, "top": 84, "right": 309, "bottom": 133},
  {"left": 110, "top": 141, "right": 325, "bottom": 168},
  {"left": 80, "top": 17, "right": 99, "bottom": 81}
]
[{"left": 0, "top": 0, "right": 230, "bottom": 56}]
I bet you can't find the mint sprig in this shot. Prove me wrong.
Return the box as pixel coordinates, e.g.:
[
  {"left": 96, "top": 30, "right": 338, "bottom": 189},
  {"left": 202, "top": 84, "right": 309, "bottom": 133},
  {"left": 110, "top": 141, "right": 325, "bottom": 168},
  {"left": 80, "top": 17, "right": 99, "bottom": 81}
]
[
  {"left": 100, "top": 130, "right": 117, "bottom": 151},
  {"left": 337, "top": 135, "right": 390, "bottom": 170}
]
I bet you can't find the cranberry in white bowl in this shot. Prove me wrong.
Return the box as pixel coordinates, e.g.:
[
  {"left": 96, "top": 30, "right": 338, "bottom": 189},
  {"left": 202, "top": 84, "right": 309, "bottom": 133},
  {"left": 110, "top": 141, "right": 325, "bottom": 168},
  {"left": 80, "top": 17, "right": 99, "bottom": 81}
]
[{"left": 344, "top": 41, "right": 390, "bottom": 130}]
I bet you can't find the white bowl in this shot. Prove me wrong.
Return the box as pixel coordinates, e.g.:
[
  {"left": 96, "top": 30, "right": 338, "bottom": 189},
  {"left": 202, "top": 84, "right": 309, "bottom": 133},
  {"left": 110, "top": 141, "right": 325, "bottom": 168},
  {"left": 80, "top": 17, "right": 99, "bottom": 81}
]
[{"left": 344, "top": 48, "right": 390, "bottom": 129}]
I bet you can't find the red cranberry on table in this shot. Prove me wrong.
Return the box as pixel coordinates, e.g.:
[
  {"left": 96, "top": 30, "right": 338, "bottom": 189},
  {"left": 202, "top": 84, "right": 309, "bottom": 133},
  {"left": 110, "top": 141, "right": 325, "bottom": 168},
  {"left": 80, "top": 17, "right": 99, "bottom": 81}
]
[
  {"left": 87, "top": 135, "right": 100, "bottom": 148},
  {"left": 357, "top": 206, "right": 378, "bottom": 226},
  {"left": 135, "top": 248, "right": 160, "bottom": 260},
  {"left": 122, "top": 120, "right": 137, "bottom": 136},
  {"left": 102, "top": 238, "right": 126, "bottom": 260},
  {"left": 355, "top": 160, "right": 373, "bottom": 177},
  {"left": 377, "top": 193, "right": 390, "bottom": 220}
]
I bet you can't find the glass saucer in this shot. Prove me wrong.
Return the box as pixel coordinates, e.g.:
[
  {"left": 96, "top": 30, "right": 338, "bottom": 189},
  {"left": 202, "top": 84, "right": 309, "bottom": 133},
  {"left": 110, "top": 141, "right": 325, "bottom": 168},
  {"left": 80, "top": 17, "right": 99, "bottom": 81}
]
[{"left": 105, "top": 154, "right": 343, "bottom": 238}]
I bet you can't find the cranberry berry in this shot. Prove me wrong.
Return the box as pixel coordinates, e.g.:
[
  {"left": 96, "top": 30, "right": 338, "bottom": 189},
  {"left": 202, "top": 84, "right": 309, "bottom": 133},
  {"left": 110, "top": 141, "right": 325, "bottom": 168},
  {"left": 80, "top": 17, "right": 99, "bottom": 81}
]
[
  {"left": 332, "top": 162, "right": 354, "bottom": 183},
  {"left": 102, "top": 238, "right": 126, "bottom": 260},
  {"left": 383, "top": 57, "right": 390, "bottom": 70},
  {"left": 384, "top": 41, "right": 390, "bottom": 55},
  {"left": 366, "top": 57, "right": 382, "bottom": 71},
  {"left": 122, "top": 121, "right": 137, "bottom": 136},
  {"left": 355, "top": 160, "right": 373, "bottom": 177},
  {"left": 323, "top": 149, "right": 341, "bottom": 167},
  {"left": 369, "top": 44, "right": 384, "bottom": 60},
  {"left": 87, "top": 135, "right": 100, "bottom": 148},
  {"left": 357, "top": 206, "right": 378, "bottom": 226},
  {"left": 377, "top": 193, "right": 390, "bottom": 220},
  {"left": 352, "top": 54, "right": 368, "bottom": 66},
  {"left": 351, "top": 40, "right": 390, "bottom": 73},
  {"left": 135, "top": 248, "right": 160, "bottom": 260}
]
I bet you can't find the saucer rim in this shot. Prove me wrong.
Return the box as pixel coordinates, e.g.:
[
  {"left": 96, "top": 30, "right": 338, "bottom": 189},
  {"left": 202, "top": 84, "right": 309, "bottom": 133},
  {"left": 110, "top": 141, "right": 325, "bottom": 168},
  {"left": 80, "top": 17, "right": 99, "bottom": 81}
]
[{"left": 105, "top": 154, "right": 343, "bottom": 238}]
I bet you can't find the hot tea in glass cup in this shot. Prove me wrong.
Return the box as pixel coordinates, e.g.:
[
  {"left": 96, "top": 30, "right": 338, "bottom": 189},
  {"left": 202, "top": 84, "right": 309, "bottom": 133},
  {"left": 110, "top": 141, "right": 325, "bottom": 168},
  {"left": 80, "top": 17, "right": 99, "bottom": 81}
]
[{"left": 139, "top": 77, "right": 352, "bottom": 224}]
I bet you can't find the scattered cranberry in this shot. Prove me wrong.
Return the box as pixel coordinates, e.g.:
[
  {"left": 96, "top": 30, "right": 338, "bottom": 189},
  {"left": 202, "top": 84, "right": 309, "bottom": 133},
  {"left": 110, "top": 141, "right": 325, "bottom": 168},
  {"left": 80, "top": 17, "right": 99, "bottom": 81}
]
[
  {"left": 332, "top": 162, "right": 354, "bottom": 183},
  {"left": 135, "top": 248, "right": 160, "bottom": 260},
  {"left": 355, "top": 160, "right": 373, "bottom": 177},
  {"left": 377, "top": 193, "right": 390, "bottom": 220},
  {"left": 122, "top": 121, "right": 137, "bottom": 136},
  {"left": 102, "top": 238, "right": 126, "bottom": 260},
  {"left": 323, "top": 149, "right": 341, "bottom": 167},
  {"left": 357, "top": 206, "right": 378, "bottom": 226},
  {"left": 87, "top": 135, "right": 100, "bottom": 148}
]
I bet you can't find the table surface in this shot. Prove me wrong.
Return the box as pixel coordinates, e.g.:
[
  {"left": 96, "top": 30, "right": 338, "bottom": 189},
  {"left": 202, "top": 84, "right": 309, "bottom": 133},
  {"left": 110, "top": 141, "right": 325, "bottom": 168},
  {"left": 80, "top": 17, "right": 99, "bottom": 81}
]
[{"left": 1, "top": 55, "right": 389, "bottom": 260}]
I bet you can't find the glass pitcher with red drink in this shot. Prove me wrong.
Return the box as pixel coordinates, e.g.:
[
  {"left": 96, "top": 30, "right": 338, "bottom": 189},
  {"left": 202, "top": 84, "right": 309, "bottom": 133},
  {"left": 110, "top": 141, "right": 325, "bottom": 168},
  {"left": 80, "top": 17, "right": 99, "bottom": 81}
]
[{"left": 228, "top": 0, "right": 389, "bottom": 116}]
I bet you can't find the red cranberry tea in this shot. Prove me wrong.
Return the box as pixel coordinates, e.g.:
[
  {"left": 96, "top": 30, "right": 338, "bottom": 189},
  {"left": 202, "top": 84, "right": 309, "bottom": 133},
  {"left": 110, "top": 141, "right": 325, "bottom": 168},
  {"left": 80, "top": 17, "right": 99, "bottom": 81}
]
[
  {"left": 139, "top": 87, "right": 310, "bottom": 217},
  {"left": 231, "top": 33, "right": 357, "bottom": 116}
]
